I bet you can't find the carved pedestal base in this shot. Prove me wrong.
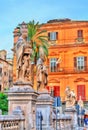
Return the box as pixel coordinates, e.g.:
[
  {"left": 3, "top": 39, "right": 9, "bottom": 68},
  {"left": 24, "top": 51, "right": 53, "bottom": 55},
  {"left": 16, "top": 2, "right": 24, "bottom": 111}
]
[
  {"left": 64, "top": 107, "right": 78, "bottom": 128},
  {"left": 36, "top": 90, "right": 54, "bottom": 130},
  {"left": 8, "top": 82, "right": 38, "bottom": 130}
]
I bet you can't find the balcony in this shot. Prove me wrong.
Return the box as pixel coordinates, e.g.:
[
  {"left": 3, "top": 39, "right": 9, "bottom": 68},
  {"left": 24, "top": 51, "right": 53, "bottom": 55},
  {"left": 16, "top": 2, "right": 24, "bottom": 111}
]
[
  {"left": 49, "top": 66, "right": 88, "bottom": 74},
  {"left": 75, "top": 37, "right": 84, "bottom": 44}
]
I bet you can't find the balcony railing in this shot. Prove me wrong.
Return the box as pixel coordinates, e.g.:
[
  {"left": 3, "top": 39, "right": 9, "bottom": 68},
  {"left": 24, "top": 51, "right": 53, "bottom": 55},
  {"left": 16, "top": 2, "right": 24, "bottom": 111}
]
[
  {"left": 49, "top": 67, "right": 88, "bottom": 74},
  {"left": 0, "top": 106, "right": 25, "bottom": 130},
  {"left": 0, "top": 115, "right": 25, "bottom": 130},
  {"left": 75, "top": 37, "right": 84, "bottom": 43}
]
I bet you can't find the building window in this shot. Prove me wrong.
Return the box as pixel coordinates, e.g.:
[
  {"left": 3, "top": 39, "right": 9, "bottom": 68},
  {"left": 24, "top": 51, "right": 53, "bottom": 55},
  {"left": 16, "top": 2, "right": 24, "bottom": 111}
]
[
  {"left": 76, "top": 30, "right": 84, "bottom": 43},
  {"left": 77, "top": 30, "right": 83, "bottom": 38},
  {"left": 75, "top": 30, "right": 84, "bottom": 43},
  {"left": 77, "top": 56, "right": 84, "bottom": 70},
  {"left": 50, "top": 58, "right": 57, "bottom": 72},
  {"left": 74, "top": 56, "right": 87, "bottom": 71},
  {"left": 48, "top": 32, "right": 58, "bottom": 41},
  {"left": 77, "top": 85, "right": 85, "bottom": 100}
]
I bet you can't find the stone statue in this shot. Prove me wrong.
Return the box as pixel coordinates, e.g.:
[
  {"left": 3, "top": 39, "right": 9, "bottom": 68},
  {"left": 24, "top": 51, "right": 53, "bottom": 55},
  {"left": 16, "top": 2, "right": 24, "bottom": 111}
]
[
  {"left": 36, "top": 47, "right": 48, "bottom": 91},
  {"left": 15, "top": 36, "right": 33, "bottom": 83},
  {"left": 65, "top": 86, "right": 76, "bottom": 108},
  {"left": 36, "top": 58, "right": 48, "bottom": 91},
  {"left": 78, "top": 96, "right": 84, "bottom": 108}
]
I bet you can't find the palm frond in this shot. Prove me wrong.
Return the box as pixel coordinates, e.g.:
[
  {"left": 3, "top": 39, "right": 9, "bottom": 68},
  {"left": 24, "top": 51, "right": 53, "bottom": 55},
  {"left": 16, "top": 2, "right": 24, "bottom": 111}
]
[{"left": 27, "top": 20, "right": 49, "bottom": 63}]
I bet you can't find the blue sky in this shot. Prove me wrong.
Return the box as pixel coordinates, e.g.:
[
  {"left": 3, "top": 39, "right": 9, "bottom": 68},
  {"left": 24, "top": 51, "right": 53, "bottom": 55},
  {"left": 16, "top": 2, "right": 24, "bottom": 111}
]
[{"left": 0, "top": 0, "right": 88, "bottom": 57}]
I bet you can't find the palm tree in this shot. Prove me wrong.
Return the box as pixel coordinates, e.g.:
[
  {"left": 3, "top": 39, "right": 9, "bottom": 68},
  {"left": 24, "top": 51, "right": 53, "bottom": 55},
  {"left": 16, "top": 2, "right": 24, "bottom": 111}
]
[
  {"left": 27, "top": 20, "right": 49, "bottom": 64},
  {"left": 27, "top": 20, "right": 49, "bottom": 88}
]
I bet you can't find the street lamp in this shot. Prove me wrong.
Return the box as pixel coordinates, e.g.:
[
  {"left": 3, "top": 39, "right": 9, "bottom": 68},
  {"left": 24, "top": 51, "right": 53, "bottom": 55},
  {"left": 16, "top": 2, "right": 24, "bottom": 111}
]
[
  {"left": 54, "top": 97, "right": 61, "bottom": 130},
  {"left": 55, "top": 106, "right": 60, "bottom": 130}
]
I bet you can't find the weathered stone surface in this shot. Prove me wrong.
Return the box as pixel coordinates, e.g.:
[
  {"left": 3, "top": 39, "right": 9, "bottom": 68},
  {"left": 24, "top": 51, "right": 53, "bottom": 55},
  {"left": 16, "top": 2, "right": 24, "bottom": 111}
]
[
  {"left": 0, "top": 115, "right": 24, "bottom": 121},
  {"left": 8, "top": 85, "right": 34, "bottom": 93},
  {"left": 64, "top": 108, "right": 78, "bottom": 128},
  {"left": 8, "top": 84, "right": 38, "bottom": 130},
  {"left": 65, "top": 86, "right": 76, "bottom": 108},
  {"left": 37, "top": 88, "right": 53, "bottom": 101},
  {"left": 36, "top": 90, "right": 54, "bottom": 130}
]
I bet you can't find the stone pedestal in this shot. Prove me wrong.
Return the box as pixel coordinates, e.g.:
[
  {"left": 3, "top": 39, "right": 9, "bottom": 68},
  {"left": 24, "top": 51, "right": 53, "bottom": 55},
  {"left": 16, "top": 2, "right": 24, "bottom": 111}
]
[
  {"left": 36, "top": 89, "right": 54, "bottom": 130},
  {"left": 64, "top": 107, "right": 78, "bottom": 128},
  {"left": 8, "top": 82, "right": 38, "bottom": 130}
]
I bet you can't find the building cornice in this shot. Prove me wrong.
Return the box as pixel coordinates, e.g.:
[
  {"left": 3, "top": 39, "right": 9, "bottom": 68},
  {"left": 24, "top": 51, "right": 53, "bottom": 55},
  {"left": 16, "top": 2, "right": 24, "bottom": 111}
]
[{"left": 49, "top": 43, "right": 88, "bottom": 49}]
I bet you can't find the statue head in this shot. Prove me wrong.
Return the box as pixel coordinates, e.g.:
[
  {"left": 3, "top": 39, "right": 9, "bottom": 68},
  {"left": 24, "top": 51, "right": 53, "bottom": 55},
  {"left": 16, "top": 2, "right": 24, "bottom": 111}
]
[
  {"left": 39, "top": 47, "right": 46, "bottom": 62},
  {"left": 23, "top": 44, "right": 32, "bottom": 55},
  {"left": 65, "top": 86, "right": 70, "bottom": 97}
]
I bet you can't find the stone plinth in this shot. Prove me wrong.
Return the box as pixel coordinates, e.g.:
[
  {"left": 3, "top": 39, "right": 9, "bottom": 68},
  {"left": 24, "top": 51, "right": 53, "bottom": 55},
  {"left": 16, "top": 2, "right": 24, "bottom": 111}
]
[
  {"left": 64, "top": 107, "right": 78, "bottom": 128},
  {"left": 36, "top": 89, "right": 54, "bottom": 130},
  {"left": 7, "top": 82, "right": 38, "bottom": 130},
  {"left": 53, "top": 114, "right": 72, "bottom": 130}
]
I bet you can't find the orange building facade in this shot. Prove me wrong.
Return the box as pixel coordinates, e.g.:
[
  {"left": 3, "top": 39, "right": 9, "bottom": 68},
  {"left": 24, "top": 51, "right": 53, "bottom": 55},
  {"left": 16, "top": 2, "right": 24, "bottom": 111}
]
[{"left": 13, "top": 19, "right": 88, "bottom": 103}]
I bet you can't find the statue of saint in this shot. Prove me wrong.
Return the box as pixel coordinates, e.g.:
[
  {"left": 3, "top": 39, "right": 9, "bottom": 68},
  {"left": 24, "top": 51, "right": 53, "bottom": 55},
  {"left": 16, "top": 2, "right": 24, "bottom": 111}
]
[
  {"left": 15, "top": 36, "right": 33, "bottom": 83},
  {"left": 78, "top": 96, "right": 84, "bottom": 108},
  {"left": 36, "top": 57, "right": 48, "bottom": 91},
  {"left": 65, "top": 86, "right": 76, "bottom": 108},
  {"left": 36, "top": 46, "right": 48, "bottom": 91}
]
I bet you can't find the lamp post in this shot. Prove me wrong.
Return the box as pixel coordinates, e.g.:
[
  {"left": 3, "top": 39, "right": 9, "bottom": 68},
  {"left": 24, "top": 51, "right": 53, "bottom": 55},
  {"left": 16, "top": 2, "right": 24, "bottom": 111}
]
[
  {"left": 55, "top": 106, "right": 59, "bottom": 130},
  {"left": 50, "top": 86, "right": 54, "bottom": 97},
  {"left": 78, "top": 96, "right": 84, "bottom": 127},
  {"left": 54, "top": 98, "right": 61, "bottom": 130},
  {"left": 55, "top": 106, "right": 61, "bottom": 130}
]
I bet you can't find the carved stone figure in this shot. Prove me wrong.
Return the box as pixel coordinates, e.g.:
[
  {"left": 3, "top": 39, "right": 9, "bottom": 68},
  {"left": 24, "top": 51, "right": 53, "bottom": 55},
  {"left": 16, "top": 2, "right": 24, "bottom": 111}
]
[
  {"left": 15, "top": 36, "right": 33, "bottom": 83},
  {"left": 37, "top": 58, "right": 48, "bottom": 91},
  {"left": 65, "top": 86, "right": 76, "bottom": 108},
  {"left": 78, "top": 96, "right": 84, "bottom": 108}
]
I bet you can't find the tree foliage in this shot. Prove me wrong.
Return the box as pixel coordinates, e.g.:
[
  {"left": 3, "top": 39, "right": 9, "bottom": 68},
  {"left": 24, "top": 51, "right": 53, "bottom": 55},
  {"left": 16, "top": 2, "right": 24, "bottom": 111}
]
[
  {"left": 27, "top": 20, "right": 49, "bottom": 63},
  {"left": 0, "top": 92, "right": 8, "bottom": 115}
]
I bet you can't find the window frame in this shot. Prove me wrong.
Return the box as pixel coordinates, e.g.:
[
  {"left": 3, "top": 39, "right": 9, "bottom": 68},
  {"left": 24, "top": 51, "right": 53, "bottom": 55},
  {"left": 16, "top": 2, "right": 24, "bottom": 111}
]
[
  {"left": 50, "top": 58, "right": 58, "bottom": 72},
  {"left": 74, "top": 56, "right": 87, "bottom": 71},
  {"left": 77, "top": 30, "right": 83, "bottom": 38},
  {"left": 48, "top": 32, "right": 58, "bottom": 41},
  {"left": 77, "top": 56, "right": 85, "bottom": 70}
]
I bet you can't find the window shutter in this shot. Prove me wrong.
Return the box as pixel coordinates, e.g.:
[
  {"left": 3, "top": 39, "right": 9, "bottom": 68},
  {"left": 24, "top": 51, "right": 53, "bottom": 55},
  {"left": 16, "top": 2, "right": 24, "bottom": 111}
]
[
  {"left": 84, "top": 56, "right": 87, "bottom": 70},
  {"left": 48, "top": 33, "right": 50, "bottom": 40},
  {"left": 74, "top": 57, "right": 77, "bottom": 69},
  {"left": 56, "top": 32, "right": 58, "bottom": 40},
  {"left": 57, "top": 58, "right": 59, "bottom": 71},
  {"left": 47, "top": 58, "right": 49, "bottom": 67},
  {"left": 77, "top": 85, "right": 85, "bottom": 101},
  {"left": 54, "top": 86, "right": 60, "bottom": 97}
]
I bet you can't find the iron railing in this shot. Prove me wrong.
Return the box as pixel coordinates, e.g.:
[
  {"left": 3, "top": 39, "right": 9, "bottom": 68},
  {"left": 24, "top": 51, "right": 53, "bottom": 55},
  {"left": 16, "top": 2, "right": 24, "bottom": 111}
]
[{"left": 49, "top": 67, "right": 88, "bottom": 74}]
